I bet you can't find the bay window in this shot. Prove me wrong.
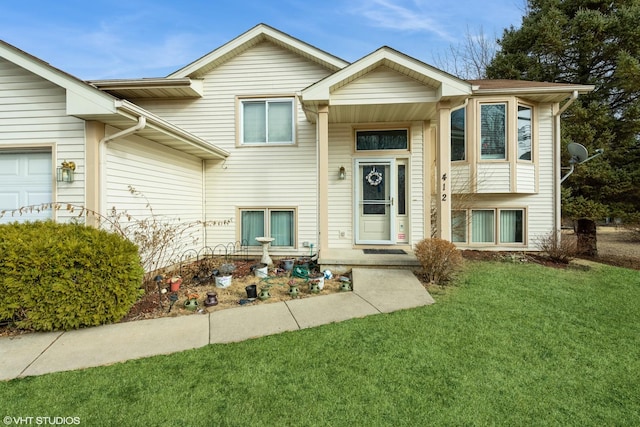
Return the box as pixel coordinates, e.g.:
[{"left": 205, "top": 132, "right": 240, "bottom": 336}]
[
  {"left": 480, "top": 103, "right": 507, "bottom": 160},
  {"left": 451, "top": 108, "right": 466, "bottom": 161},
  {"left": 517, "top": 105, "right": 532, "bottom": 161}
]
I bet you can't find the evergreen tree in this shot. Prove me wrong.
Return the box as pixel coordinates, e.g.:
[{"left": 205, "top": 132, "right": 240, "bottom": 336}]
[{"left": 487, "top": 0, "right": 640, "bottom": 226}]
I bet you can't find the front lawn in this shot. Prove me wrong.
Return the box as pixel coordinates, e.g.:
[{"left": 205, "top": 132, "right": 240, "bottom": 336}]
[{"left": 0, "top": 261, "right": 638, "bottom": 426}]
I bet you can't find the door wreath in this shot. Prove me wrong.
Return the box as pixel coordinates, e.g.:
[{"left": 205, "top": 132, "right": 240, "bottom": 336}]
[{"left": 365, "top": 167, "right": 383, "bottom": 186}]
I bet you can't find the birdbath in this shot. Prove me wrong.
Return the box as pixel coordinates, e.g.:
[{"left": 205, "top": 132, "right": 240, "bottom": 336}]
[{"left": 255, "top": 237, "right": 275, "bottom": 266}]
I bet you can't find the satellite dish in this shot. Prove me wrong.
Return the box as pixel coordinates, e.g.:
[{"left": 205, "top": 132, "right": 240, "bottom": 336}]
[
  {"left": 561, "top": 143, "right": 604, "bottom": 183},
  {"left": 567, "top": 142, "right": 589, "bottom": 164}
]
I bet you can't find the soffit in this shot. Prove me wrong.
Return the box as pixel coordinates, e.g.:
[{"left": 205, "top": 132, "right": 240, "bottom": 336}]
[{"left": 88, "top": 78, "right": 204, "bottom": 100}]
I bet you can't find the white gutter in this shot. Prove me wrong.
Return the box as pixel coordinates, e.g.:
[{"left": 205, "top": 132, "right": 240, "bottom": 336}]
[{"left": 98, "top": 116, "right": 147, "bottom": 215}]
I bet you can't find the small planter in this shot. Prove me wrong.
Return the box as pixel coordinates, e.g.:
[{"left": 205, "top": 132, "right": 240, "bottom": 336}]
[
  {"left": 254, "top": 263, "right": 268, "bottom": 278},
  {"left": 308, "top": 273, "right": 324, "bottom": 290},
  {"left": 309, "top": 281, "right": 320, "bottom": 294},
  {"left": 215, "top": 275, "right": 232, "bottom": 288},
  {"left": 204, "top": 292, "right": 218, "bottom": 307},
  {"left": 258, "top": 287, "right": 271, "bottom": 301},
  {"left": 169, "top": 277, "right": 182, "bottom": 292},
  {"left": 184, "top": 298, "right": 199, "bottom": 311},
  {"left": 288, "top": 283, "right": 300, "bottom": 298},
  {"left": 340, "top": 281, "right": 352, "bottom": 292},
  {"left": 297, "top": 257, "right": 311, "bottom": 269},
  {"left": 245, "top": 284, "right": 258, "bottom": 299},
  {"left": 281, "top": 259, "right": 295, "bottom": 271}
]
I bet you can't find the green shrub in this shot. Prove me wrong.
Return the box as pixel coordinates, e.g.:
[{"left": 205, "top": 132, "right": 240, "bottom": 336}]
[
  {"left": 414, "top": 238, "right": 463, "bottom": 285},
  {"left": 0, "top": 221, "right": 144, "bottom": 331}
]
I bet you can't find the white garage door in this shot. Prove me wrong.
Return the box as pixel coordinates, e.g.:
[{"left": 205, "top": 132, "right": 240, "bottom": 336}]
[{"left": 0, "top": 150, "right": 52, "bottom": 223}]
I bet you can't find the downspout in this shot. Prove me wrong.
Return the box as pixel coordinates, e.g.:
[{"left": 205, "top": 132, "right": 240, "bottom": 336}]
[
  {"left": 451, "top": 97, "right": 469, "bottom": 113},
  {"left": 552, "top": 90, "right": 579, "bottom": 239},
  {"left": 99, "top": 116, "right": 147, "bottom": 215},
  {"left": 298, "top": 93, "right": 321, "bottom": 254}
]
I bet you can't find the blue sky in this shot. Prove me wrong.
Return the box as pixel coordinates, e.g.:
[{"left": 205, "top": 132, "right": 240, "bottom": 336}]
[{"left": 1, "top": 0, "right": 525, "bottom": 80}]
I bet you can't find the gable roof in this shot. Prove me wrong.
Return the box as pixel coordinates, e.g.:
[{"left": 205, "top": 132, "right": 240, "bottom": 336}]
[
  {"left": 0, "top": 39, "right": 228, "bottom": 159},
  {"left": 301, "top": 46, "right": 472, "bottom": 105},
  {"left": 168, "top": 23, "right": 349, "bottom": 78}
]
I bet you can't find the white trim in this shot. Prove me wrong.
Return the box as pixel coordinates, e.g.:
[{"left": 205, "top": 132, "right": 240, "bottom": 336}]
[
  {"left": 354, "top": 158, "right": 396, "bottom": 245},
  {"left": 239, "top": 97, "right": 295, "bottom": 145}
]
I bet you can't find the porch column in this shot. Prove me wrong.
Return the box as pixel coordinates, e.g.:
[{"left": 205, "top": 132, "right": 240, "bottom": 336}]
[
  {"left": 318, "top": 104, "right": 330, "bottom": 253},
  {"left": 436, "top": 102, "right": 452, "bottom": 241},
  {"left": 84, "top": 121, "right": 105, "bottom": 227}
]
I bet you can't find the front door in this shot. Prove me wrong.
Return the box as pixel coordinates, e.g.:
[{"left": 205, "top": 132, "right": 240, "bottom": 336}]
[{"left": 355, "top": 159, "right": 395, "bottom": 244}]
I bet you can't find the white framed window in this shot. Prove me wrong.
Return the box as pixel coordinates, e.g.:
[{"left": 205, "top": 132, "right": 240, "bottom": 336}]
[
  {"left": 480, "top": 103, "right": 507, "bottom": 160},
  {"left": 451, "top": 108, "right": 466, "bottom": 161},
  {"left": 453, "top": 208, "right": 525, "bottom": 245},
  {"left": 500, "top": 209, "right": 524, "bottom": 243},
  {"left": 517, "top": 105, "right": 532, "bottom": 161},
  {"left": 241, "top": 98, "right": 294, "bottom": 144},
  {"left": 451, "top": 210, "right": 467, "bottom": 243},
  {"left": 240, "top": 208, "right": 296, "bottom": 247},
  {"left": 471, "top": 209, "right": 495, "bottom": 243}
]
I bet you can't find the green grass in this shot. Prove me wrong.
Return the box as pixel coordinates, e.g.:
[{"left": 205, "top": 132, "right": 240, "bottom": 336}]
[{"left": 1, "top": 261, "right": 639, "bottom": 426}]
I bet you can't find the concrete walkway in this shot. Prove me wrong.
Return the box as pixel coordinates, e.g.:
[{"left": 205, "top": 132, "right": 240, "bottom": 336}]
[{"left": 0, "top": 268, "right": 434, "bottom": 381}]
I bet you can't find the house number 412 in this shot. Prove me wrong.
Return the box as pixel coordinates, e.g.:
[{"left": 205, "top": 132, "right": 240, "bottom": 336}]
[{"left": 441, "top": 173, "right": 447, "bottom": 202}]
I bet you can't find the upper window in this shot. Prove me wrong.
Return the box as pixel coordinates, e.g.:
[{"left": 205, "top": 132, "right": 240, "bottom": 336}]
[
  {"left": 517, "top": 105, "right": 532, "bottom": 161},
  {"left": 480, "top": 103, "right": 507, "bottom": 160},
  {"left": 356, "top": 129, "right": 408, "bottom": 151},
  {"left": 451, "top": 108, "right": 466, "bottom": 161},
  {"left": 241, "top": 98, "right": 294, "bottom": 144}
]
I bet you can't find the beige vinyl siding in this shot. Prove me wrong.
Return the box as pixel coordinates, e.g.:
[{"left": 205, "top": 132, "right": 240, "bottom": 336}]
[
  {"left": 516, "top": 163, "right": 536, "bottom": 193},
  {"left": 138, "top": 42, "right": 333, "bottom": 253},
  {"left": 328, "top": 124, "right": 354, "bottom": 248},
  {"left": 105, "top": 133, "right": 205, "bottom": 266},
  {"left": 451, "top": 164, "right": 471, "bottom": 193},
  {"left": 0, "top": 58, "right": 86, "bottom": 221},
  {"left": 105, "top": 133, "right": 203, "bottom": 220},
  {"left": 331, "top": 66, "right": 437, "bottom": 105},
  {"left": 408, "top": 122, "right": 425, "bottom": 244},
  {"left": 477, "top": 163, "right": 511, "bottom": 193}
]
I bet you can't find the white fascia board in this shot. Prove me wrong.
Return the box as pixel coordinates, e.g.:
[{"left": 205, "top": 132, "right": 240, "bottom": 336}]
[
  {"left": 168, "top": 24, "right": 348, "bottom": 78},
  {"left": 302, "top": 47, "right": 472, "bottom": 102},
  {"left": 66, "top": 89, "right": 117, "bottom": 116},
  {"left": 0, "top": 41, "right": 117, "bottom": 115}
]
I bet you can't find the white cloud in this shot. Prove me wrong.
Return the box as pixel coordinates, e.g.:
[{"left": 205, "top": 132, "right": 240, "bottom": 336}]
[{"left": 353, "top": 0, "right": 456, "bottom": 42}]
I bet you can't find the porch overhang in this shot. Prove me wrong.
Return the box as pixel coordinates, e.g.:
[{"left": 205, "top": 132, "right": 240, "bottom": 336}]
[{"left": 300, "top": 46, "right": 472, "bottom": 123}]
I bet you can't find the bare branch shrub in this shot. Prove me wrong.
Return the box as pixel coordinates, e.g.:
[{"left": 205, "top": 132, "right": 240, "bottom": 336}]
[
  {"left": 0, "top": 186, "right": 232, "bottom": 285},
  {"left": 536, "top": 231, "right": 576, "bottom": 264},
  {"left": 414, "top": 238, "right": 464, "bottom": 286}
]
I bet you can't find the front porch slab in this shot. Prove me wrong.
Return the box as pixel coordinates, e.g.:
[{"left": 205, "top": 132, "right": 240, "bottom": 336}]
[{"left": 319, "top": 249, "right": 420, "bottom": 273}]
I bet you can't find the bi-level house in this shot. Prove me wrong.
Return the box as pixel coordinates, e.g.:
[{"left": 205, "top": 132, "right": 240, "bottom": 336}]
[{"left": 0, "top": 24, "right": 593, "bottom": 269}]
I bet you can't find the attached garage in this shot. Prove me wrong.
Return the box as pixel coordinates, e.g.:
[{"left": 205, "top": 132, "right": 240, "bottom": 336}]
[{"left": 0, "top": 149, "right": 52, "bottom": 223}]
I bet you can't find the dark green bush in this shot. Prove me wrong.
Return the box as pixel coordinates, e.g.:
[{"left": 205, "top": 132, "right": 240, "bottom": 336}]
[
  {"left": 414, "top": 237, "right": 463, "bottom": 285},
  {"left": 0, "top": 221, "right": 144, "bottom": 331}
]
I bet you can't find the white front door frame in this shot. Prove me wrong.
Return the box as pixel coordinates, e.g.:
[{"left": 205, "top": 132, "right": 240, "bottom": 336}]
[{"left": 354, "top": 158, "right": 396, "bottom": 245}]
